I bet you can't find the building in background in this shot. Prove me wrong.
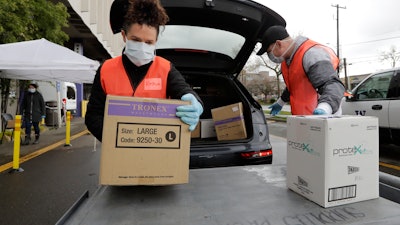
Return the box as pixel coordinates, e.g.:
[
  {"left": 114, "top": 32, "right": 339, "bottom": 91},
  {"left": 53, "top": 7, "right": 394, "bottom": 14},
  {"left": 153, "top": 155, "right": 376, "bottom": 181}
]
[
  {"left": 240, "top": 70, "right": 286, "bottom": 103},
  {"left": 341, "top": 73, "right": 370, "bottom": 90},
  {"left": 50, "top": 0, "right": 121, "bottom": 117}
]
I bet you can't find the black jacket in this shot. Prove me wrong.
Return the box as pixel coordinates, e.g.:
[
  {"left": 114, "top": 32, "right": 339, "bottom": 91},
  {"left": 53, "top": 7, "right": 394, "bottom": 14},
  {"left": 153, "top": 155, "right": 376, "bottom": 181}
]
[
  {"left": 85, "top": 54, "right": 202, "bottom": 142},
  {"left": 21, "top": 91, "right": 45, "bottom": 123}
]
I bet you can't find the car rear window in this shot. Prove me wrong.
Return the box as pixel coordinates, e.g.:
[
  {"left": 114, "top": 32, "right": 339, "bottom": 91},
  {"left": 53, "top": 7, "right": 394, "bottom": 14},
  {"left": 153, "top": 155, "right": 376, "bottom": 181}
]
[{"left": 157, "top": 25, "right": 245, "bottom": 59}]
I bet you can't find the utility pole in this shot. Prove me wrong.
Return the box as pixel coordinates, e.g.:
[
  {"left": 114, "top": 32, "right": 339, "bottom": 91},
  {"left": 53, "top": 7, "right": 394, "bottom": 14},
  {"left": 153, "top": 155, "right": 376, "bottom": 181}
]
[
  {"left": 332, "top": 4, "right": 346, "bottom": 81},
  {"left": 343, "top": 58, "right": 350, "bottom": 90}
]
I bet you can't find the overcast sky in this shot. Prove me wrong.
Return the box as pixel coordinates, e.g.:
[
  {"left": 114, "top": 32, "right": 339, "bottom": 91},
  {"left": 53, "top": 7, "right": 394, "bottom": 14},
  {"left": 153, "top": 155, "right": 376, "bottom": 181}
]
[{"left": 252, "top": 0, "right": 400, "bottom": 76}]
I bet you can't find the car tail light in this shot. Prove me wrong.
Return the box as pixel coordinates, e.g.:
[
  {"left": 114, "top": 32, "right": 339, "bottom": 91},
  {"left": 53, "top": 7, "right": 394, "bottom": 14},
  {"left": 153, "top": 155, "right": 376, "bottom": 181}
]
[{"left": 240, "top": 149, "right": 272, "bottom": 159}]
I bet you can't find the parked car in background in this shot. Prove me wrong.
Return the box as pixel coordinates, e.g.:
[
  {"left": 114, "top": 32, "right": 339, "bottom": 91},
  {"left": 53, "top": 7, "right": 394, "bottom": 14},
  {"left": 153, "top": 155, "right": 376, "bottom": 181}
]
[
  {"left": 341, "top": 68, "right": 400, "bottom": 145},
  {"left": 111, "top": 0, "right": 286, "bottom": 167}
]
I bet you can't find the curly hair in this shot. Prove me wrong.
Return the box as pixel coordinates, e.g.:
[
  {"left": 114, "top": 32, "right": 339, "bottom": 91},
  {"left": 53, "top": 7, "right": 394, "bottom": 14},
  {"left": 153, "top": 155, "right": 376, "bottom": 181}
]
[{"left": 123, "top": 0, "right": 169, "bottom": 33}]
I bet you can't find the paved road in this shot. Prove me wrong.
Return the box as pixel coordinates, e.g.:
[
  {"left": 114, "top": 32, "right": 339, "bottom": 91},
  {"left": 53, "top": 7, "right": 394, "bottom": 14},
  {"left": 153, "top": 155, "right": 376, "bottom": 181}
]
[
  {"left": 0, "top": 117, "right": 100, "bottom": 225},
  {"left": 0, "top": 133, "right": 101, "bottom": 225}
]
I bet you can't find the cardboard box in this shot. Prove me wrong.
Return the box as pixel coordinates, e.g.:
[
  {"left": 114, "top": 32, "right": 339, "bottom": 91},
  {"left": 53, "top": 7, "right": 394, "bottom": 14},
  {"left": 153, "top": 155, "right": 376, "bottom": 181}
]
[
  {"left": 6, "top": 120, "right": 15, "bottom": 128},
  {"left": 200, "top": 119, "right": 217, "bottom": 138},
  {"left": 211, "top": 102, "right": 247, "bottom": 141},
  {"left": 100, "top": 95, "right": 191, "bottom": 186},
  {"left": 191, "top": 123, "right": 200, "bottom": 138},
  {"left": 286, "top": 115, "right": 379, "bottom": 208}
]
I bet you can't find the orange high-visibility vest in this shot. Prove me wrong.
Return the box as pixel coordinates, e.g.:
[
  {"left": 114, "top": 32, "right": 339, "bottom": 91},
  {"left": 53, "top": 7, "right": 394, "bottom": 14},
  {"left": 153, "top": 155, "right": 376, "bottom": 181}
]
[
  {"left": 100, "top": 56, "right": 170, "bottom": 98},
  {"left": 281, "top": 40, "right": 339, "bottom": 115}
]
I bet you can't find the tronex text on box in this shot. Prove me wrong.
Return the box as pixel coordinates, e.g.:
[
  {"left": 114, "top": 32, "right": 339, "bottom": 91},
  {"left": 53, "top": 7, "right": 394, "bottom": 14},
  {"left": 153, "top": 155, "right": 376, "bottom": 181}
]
[
  {"left": 100, "top": 95, "right": 191, "bottom": 186},
  {"left": 286, "top": 115, "right": 379, "bottom": 208}
]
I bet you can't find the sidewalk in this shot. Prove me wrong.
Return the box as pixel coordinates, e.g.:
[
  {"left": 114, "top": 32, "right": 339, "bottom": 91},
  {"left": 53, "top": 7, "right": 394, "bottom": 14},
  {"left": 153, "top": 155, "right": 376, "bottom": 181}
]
[{"left": 0, "top": 117, "right": 89, "bottom": 167}]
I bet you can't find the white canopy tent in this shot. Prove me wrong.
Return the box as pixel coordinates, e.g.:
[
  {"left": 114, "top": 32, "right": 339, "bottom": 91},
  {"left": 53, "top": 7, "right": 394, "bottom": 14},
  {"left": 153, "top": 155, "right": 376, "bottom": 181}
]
[
  {"left": 0, "top": 38, "right": 100, "bottom": 128},
  {"left": 0, "top": 38, "right": 100, "bottom": 83}
]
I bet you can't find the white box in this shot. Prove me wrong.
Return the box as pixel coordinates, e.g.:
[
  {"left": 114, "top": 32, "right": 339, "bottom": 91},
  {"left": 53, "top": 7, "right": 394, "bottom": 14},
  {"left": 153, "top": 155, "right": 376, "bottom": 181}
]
[
  {"left": 200, "top": 119, "right": 217, "bottom": 138},
  {"left": 286, "top": 115, "right": 379, "bottom": 208}
]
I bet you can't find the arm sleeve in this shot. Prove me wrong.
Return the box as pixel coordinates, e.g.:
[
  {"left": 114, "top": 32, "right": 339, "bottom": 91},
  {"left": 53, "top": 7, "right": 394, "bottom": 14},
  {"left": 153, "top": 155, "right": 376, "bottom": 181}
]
[
  {"left": 85, "top": 67, "right": 106, "bottom": 142},
  {"left": 303, "top": 47, "right": 345, "bottom": 114},
  {"left": 166, "top": 63, "right": 203, "bottom": 107},
  {"left": 280, "top": 87, "right": 290, "bottom": 103}
]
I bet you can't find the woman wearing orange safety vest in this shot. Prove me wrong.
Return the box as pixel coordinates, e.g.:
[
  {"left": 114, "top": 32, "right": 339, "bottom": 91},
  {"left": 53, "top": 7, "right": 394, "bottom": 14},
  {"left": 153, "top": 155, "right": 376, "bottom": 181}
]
[
  {"left": 85, "top": 0, "right": 203, "bottom": 142},
  {"left": 257, "top": 25, "right": 345, "bottom": 116}
]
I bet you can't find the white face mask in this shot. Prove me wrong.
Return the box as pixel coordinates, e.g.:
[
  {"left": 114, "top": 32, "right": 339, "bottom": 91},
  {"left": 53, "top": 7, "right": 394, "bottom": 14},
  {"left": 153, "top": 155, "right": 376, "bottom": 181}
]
[
  {"left": 28, "top": 88, "right": 36, "bottom": 93},
  {"left": 124, "top": 40, "right": 156, "bottom": 67},
  {"left": 267, "top": 39, "right": 294, "bottom": 64}
]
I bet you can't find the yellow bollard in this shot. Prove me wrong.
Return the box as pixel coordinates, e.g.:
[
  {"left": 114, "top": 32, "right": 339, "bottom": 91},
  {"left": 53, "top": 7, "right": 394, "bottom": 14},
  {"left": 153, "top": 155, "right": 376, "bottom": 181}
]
[
  {"left": 81, "top": 100, "right": 88, "bottom": 118},
  {"left": 64, "top": 111, "right": 72, "bottom": 147},
  {"left": 10, "top": 115, "right": 24, "bottom": 173}
]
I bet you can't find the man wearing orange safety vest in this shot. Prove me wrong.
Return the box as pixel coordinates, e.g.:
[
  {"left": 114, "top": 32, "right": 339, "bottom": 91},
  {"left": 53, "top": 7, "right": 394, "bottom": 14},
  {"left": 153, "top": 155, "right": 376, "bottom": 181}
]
[
  {"left": 85, "top": 0, "right": 203, "bottom": 142},
  {"left": 257, "top": 25, "right": 345, "bottom": 116}
]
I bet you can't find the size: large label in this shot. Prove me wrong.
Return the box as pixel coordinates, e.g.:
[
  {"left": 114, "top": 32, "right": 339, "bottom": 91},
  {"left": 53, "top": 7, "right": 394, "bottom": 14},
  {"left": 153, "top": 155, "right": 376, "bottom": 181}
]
[{"left": 115, "top": 122, "right": 182, "bottom": 149}]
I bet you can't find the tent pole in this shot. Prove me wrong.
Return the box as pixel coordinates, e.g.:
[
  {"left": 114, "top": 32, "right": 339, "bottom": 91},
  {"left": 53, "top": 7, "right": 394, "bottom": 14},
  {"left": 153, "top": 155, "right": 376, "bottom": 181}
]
[{"left": 56, "top": 81, "right": 62, "bottom": 128}]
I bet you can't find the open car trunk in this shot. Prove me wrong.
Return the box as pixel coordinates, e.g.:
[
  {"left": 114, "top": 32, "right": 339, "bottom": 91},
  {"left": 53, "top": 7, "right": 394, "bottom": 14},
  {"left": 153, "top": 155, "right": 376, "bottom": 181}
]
[
  {"left": 183, "top": 73, "right": 259, "bottom": 144},
  {"left": 109, "top": 0, "right": 276, "bottom": 167},
  {"left": 182, "top": 73, "right": 273, "bottom": 168}
]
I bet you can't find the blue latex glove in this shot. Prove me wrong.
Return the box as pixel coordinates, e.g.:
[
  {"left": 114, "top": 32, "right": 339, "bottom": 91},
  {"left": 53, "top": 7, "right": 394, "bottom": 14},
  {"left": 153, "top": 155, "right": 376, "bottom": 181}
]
[
  {"left": 268, "top": 102, "right": 283, "bottom": 116},
  {"left": 176, "top": 93, "right": 203, "bottom": 131},
  {"left": 41, "top": 115, "right": 46, "bottom": 119},
  {"left": 313, "top": 108, "right": 327, "bottom": 115}
]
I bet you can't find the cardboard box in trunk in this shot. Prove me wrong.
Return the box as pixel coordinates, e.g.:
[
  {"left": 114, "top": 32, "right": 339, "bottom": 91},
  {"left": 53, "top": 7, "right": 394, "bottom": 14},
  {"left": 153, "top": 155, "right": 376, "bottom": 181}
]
[
  {"left": 286, "top": 115, "right": 379, "bottom": 208},
  {"left": 100, "top": 95, "right": 191, "bottom": 186},
  {"left": 211, "top": 102, "right": 247, "bottom": 141}
]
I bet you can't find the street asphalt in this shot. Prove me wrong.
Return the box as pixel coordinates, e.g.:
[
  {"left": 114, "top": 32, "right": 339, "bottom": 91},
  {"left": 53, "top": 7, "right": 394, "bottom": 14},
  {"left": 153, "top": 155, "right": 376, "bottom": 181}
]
[{"left": 0, "top": 117, "right": 101, "bottom": 225}]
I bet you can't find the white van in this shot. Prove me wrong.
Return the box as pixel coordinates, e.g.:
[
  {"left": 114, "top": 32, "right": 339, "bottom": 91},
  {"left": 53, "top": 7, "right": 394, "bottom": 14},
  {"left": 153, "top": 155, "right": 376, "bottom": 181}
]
[
  {"left": 63, "top": 82, "right": 77, "bottom": 114},
  {"left": 341, "top": 68, "right": 400, "bottom": 145},
  {"left": 36, "top": 81, "right": 77, "bottom": 114}
]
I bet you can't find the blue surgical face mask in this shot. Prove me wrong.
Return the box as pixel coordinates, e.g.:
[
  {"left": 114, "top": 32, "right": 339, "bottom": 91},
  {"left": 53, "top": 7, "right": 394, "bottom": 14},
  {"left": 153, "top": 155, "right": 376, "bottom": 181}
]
[
  {"left": 28, "top": 88, "right": 36, "bottom": 93},
  {"left": 124, "top": 40, "right": 156, "bottom": 67}
]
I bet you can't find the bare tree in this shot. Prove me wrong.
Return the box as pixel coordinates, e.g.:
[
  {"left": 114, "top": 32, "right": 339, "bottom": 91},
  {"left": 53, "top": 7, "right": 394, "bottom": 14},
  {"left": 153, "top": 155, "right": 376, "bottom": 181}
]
[
  {"left": 239, "top": 48, "right": 284, "bottom": 99},
  {"left": 245, "top": 75, "right": 275, "bottom": 102},
  {"left": 380, "top": 45, "right": 400, "bottom": 68},
  {"left": 257, "top": 52, "right": 283, "bottom": 96},
  {"left": 239, "top": 41, "right": 291, "bottom": 102}
]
